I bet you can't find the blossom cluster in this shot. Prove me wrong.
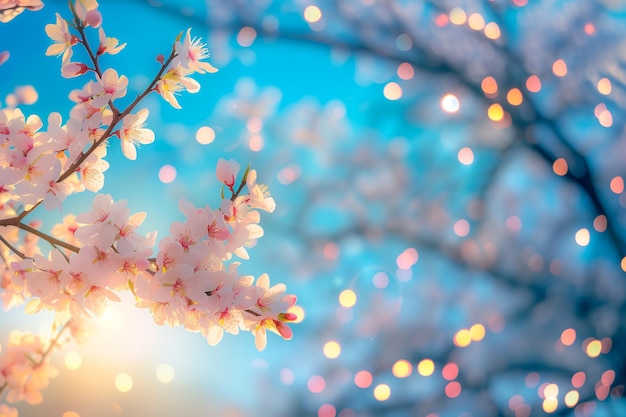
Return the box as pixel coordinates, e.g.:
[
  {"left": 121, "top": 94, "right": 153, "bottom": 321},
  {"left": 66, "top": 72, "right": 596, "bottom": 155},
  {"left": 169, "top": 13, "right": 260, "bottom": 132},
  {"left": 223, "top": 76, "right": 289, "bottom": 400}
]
[
  {"left": 0, "top": 319, "right": 88, "bottom": 415},
  {"left": 0, "top": 0, "right": 298, "bottom": 412},
  {"left": 0, "top": 331, "right": 58, "bottom": 407},
  {"left": 0, "top": 0, "right": 43, "bottom": 24},
  {"left": 5, "top": 161, "right": 296, "bottom": 350}
]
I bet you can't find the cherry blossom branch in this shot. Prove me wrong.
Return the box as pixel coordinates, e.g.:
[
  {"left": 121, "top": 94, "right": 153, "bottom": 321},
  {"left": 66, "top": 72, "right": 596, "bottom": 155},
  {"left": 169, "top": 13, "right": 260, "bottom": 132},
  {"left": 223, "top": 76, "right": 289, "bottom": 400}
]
[
  {"left": 16, "top": 201, "right": 42, "bottom": 221},
  {"left": 68, "top": 1, "right": 102, "bottom": 74},
  {"left": 55, "top": 47, "right": 177, "bottom": 185},
  {"left": 0, "top": 217, "right": 80, "bottom": 255},
  {"left": 0, "top": 320, "right": 72, "bottom": 400},
  {"left": 66, "top": 0, "right": 126, "bottom": 121},
  {"left": 0, "top": 233, "right": 26, "bottom": 259},
  {"left": 41, "top": 320, "right": 72, "bottom": 360},
  {"left": 17, "top": 222, "right": 80, "bottom": 254}
]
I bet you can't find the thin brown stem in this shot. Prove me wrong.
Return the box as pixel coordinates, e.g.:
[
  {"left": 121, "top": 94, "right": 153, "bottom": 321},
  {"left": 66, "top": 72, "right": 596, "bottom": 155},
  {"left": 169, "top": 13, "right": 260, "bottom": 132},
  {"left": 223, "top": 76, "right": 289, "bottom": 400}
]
[
  {"left": 0, "top": 233, "right": 26, "bottom": 259},
  {"left": 16, "top": 200, "right": 42, "bottom": 222},
  {"left": 17, "top": 222, "right": 80, "bottom": 254},
  {"left": 244, "top": 308, "right": 261, "bottom": 317}
]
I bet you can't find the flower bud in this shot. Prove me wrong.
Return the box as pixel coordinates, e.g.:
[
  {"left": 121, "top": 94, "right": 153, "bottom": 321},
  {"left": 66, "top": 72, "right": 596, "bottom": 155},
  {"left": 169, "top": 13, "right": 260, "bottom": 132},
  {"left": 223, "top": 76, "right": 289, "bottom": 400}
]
[
  {"left": 61, "top": 62, "right": 89, "bottom": 78},
  {"left": 84, "top": 9, "right": 102, "bottom": 28}
]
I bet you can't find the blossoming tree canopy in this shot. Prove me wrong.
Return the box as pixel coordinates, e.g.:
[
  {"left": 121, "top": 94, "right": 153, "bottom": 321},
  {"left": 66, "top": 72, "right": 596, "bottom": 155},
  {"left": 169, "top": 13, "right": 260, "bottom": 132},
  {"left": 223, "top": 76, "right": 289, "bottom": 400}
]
[{"left": 0, "top": 1, "right": 298, "bottom": 414}]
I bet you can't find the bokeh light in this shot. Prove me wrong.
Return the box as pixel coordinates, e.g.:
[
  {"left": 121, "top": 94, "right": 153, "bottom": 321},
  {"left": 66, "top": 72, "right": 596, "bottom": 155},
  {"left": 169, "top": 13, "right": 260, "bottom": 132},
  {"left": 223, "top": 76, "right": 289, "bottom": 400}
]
[
  {"left": 392, "top": 359, "right": 412, "bottom": 378},
  {"left": 487, "top": 103, "right": 504, "bottom": 121},
  {"left": 396, "top": 247, "right": 418, "bottom": 269},
  {"left": 543, "top": 396, "right": 558, "bottom": 413},
  {"left": 372, "top": 272, "right": 389, "bottom": 289},
  {"left": 156, "top": 363, "right": 175, "bottom": 383},
  {"left": 457, "top": 147, "right": 474, "bottom": 165},
  {"left": 417, "top": 359, "right": 435, "bottom": 376},
  {"left": 158, "top": 164, "right": 177, "bottom": 183},
  {"left": 585, "top": 339, "right": 602, "bottom": 358},
  {"left": 397, "top": 62, "right": 414, "bottom": 80},
  {"left": 237, "top": 26, "right": 257, "bottom": 47},
  {"left": 323, "top": 242, "right": 340, "bottom": 260},
  {"left": 304, "top": 5, "right": 322, "bottom": 23},
  {"left": 506, "top": 88, "right": 523, "bottom": 105},
  {"left": 575, "top": 228, "right": 590, "bottom": 246},
  {"left": 383, "top": 82, "right": 402, "bottom": 100},
  {"left": 318, "top": 404, "right": 336, "bottom": 417},
  {"left": 561, "top": 328, "right": 576, "bottom": 346},
  {"left": 445, "top": 381, "right": 461, "bottom": 398},
  {"left": 308, "top": 375, "right": 325, "bottom": 393},
  {"left": 195, "top": 126, "right": 215, "bottom": 144},
  {"left": 441, "top": 94, "right": 460, "bottom": 113},
  {"left": 449, "top": 8, "right": 466, "bottom": 25},
  {"left": 442, "top": 363, "right": 459, "bottom": 380},
  {"left": 552, "top": 158, "right": 568, "bottom": 176},
  {"left": 373, "top": 384, "right": 391, "bottom": 401},
  {"left": 552, "top": 59, "right": 568, "bottom": 77},
  {"left": 354, "top": 371, "right": 373, "bottom": 388},
  {"left": 526, "top": 75, "right": 542, "bottom": 92},
  {"left": 454, "top": 328, "right": 472, "bottom": 347},
  {"left": 484, "top": 22, "right": 501, "bottom": 39},
  {"left": 323, "top": 340, "right": 341, "bottom": 359},
  {"left": 115, "top": 373, "right": 133, "bottom": 393},
  {"left": 248, "top": 134, "right": 264, "bottom": 151},
  {"left": 338, "top": 289, "right": 357, "bottom": 308},
  {"left": 481, "top": 76, "right": 498, "bottom": 97},
  {"left": 470, "top": 324, "right": 486, "bottom": 341},
  {"left": 453, "top": 219, "right": 470, "bottom": 237},
  {"left": 64, "top": 351, "right": 82, "bottom": 370},
  {"left": 468, "top": 13, "right": 485, "bottom": 31},
  {"left": 597, "top": 78, "right": 612, "bottom": 95},
  {"left": 571, "top": 371, "right": 586, "bottom": 388},
  {"left": 610, "top": 176, "right": 624, "bottom": 194}
]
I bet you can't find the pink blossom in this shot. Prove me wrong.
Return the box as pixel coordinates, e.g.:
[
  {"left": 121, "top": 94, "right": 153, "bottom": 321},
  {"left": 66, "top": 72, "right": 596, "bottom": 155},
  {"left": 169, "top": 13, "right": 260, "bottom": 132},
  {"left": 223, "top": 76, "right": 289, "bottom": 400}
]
[
  {"left": 97, "top": 27, "right": 126, "bottom": 55},
  {"left": 96, "top": 68, "right": 128, "bottom": 101},
  {"left": 155, "top": 66, "right": 200, "bottom": 109},
  {"left": 172, "top": 28, "right": 219, "bottom": 74},
  {"left": 116, "top": 108, "right": 155, "bottom": 160},
  {"left": 77, "top": 144, "right": 109, "bottom": 192},
  {"left": 216, "top": 158, "right": 240, "bottom": 190},
  {"left": 45, "top": 13, "right": 77, "bottom": 64},
  {"left": 247, "top": 273, "right": 298, "bottom": 351},
  {"left": 83, "top": 285, "right": 120, "bottom": 316},
  {"left": 74, "top": 193, "right": 127, "bottom": 246},
  {"left": 51, "top": 214, "right": 80, "bottom": 249},
  {"left": 246, "top": 168, "right": 276, "bottom": 212}
]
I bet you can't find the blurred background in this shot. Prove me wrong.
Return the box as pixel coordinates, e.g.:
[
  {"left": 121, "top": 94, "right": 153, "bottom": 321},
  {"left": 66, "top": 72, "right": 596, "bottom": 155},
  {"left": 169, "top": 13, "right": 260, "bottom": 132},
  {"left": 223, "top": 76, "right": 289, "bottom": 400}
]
[{"left": 1, "top": 0, "right": 626, "bottom": 416}]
